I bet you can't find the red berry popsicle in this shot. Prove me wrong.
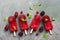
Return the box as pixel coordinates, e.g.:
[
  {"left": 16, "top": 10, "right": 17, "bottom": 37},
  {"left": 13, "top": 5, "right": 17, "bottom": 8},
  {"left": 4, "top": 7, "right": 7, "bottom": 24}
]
[
  {"left": 42, "top": 15, "right": 53, "bottom": 34},
  {"left": 18, "top": 11, "right": 28, "bottom": 35},
  {"left": 30, "top": 11, "right": 41, "bottom": 34},
  {"left": 8, "top": 16, "right": 18, "bottom": 36}
]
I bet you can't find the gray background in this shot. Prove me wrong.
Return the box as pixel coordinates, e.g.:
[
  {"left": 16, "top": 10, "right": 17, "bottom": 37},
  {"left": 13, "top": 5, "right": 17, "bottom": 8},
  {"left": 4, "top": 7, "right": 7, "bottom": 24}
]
[{"left": 0, "top": 0, "right": 60, "bottom": 40}]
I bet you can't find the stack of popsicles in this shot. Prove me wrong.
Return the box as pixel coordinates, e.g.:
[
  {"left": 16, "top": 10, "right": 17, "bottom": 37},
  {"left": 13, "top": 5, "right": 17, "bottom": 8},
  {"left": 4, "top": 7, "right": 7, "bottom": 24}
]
[{"left": 4, "top": 11, "right": 53, "bottom": 37}]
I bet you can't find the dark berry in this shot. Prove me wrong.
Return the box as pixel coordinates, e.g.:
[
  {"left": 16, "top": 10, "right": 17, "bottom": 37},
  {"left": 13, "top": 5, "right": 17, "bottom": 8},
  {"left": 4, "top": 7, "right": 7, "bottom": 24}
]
[
  {"left": 36, "top": 32, "right": 39, "bottom": 36},
  {"left": 36, "top": 11, "right": 39, "bottom": 14},
  {"left": 40, "top": 11, "right": 45, "bottom": 16},
  {"left": 39, "top": 26, "right": 43, "bottom": 33},
  {"left": 20, "top": 11, "right": 23, "bottom": 14},
  {"left": 4, "top": 24, "right": 9, "bottom": 31},
  {"left": 18, "top": 32, "right": 23, "bottom": 36},
  {"left": 27, "top": 13, "right": 29, "bottom": 16},
  {"left": 14, "top": 12, "right": 18, "bottom": 18}
]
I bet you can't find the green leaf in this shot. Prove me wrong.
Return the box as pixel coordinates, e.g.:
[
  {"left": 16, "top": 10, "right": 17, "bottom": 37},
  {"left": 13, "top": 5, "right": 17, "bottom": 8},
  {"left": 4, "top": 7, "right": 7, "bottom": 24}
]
[
  {"left": 38, "top": 2, "right": 41, "bottom": 7},
  {"left": 33, "top": 4, "right": 36, "bottom": 9},
  {"left": 51, "top": 17, "right": 55, "bottom": 21},
  {"left": 29, "top": 6, "right": 33, "bottom": 10},
  {"left": 27, "top": 13, "right": 32, "bottom": 19},
  {"left": 43, "top": 33, "right": 48, "bottom": 38},
  {"left": 3, "top": 17, "right": 8, "bottom": 22}
]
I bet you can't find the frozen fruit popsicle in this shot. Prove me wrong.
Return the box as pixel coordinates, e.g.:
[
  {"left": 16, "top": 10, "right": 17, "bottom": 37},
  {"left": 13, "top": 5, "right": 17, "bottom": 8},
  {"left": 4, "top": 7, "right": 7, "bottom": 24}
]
[
  {"left": 18, "top": 11, "right": 28, "bottom": 35},
  {"left": 30, "top": 11, "right": 41, "bottom": 34},
  {"left": 42, "top": 15, "right": 53, "bottom": 34},
  {"left": 8, "top": 16, "right": 18, "bottom": 36}
]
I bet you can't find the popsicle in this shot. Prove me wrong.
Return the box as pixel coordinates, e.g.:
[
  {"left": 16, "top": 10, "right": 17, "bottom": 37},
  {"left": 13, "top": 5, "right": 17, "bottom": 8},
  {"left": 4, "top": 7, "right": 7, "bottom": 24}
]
[
  {"left": 18, "top": 11, "right": 28, "bottom": 35},
  {"left": 42, "top": 15, "right": 53, "bottom": 34},
  {"left": 30, "top": 11, "right": 41, "bottom": 34},
  {"left": 8, "top": 16, "right": 18, "bottom": 36}
]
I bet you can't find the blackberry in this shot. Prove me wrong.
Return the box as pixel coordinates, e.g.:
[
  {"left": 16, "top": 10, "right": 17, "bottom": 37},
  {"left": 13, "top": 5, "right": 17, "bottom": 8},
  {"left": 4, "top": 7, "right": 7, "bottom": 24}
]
[
  {"left": 39, "top": 26, "right": 43, "bottom": 33},
  {"left": 40, "top": 11, "right": 45, "bottom": 16},
  {"left": 20, "top": 11, "right": 23, "bottom": 14},
  {"left": 18, "top": 32, "right": 23, "bottom": 36},
  {"left": 27, "top": 13, "right": 29, "bottom": 16}
]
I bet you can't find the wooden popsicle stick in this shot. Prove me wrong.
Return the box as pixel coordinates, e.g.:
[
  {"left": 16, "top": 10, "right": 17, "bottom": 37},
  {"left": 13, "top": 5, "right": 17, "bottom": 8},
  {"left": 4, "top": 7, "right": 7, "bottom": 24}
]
[
  {"left": 30, "top": 29, "right": 33, "bottom": 34},
  {"left": 49, "top": 30, "right": 52, "bottom": 35},
  {"left": 24, "top": 30, "right": 27, "bottom": 35},
  {"left": 13, "top": 31, "right": 16, "bottom": 37}
]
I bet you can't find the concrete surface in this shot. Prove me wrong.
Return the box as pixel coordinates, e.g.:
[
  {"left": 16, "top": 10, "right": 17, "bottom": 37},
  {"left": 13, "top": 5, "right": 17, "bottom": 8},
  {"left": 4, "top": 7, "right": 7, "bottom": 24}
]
[{"left": 0, "top": 0, "right": 60, "bottom": 40}]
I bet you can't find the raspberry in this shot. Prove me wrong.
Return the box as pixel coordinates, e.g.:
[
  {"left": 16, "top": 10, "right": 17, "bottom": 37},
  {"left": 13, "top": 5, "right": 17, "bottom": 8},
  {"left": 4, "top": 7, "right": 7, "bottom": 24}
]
[
  {"left": 4, "top": 24, "right": 9, "bottom": 31},
  {"left": 36, "top": 32, "right": 39, "bottom": 36}
]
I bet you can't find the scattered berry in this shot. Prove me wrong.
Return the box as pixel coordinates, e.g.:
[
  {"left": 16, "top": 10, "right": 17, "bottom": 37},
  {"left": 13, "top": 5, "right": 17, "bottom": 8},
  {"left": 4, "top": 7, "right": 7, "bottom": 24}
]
[
  {"left": 36, "top": 11, "right": 39, "bottom": 14},
  {"left": 20, "top": 11, "right": 23, "bottom": 14},
  {"left": 36, "top": 32, "right": 39, "bottom": 36},
  {"left": 40, "top": 11, "right": 45, "bottom": 16},
  {"left": 43, "top": 33, "right": 48, "bottom": 38},
  {"left": 39, "top": 26, "right": 43, "bottom": 33},
  {"left": 27, "top": 13, "right": 29, "bottom": 16},
  {"left": 4, "top": 24, "right": 9, "bottom": 31},
  {"left": 18, "top": 32, "right": 23, "bottom": 36},
  {"left": 14, "top": 12, "right": 18, "bottom": 18}
]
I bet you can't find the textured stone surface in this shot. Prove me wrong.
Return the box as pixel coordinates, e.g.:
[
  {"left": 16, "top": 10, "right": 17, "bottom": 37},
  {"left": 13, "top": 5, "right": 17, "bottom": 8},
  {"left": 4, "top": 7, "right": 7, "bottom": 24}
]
[{"left": 0, "top": 0, "right": 60, "bottom": 40}]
